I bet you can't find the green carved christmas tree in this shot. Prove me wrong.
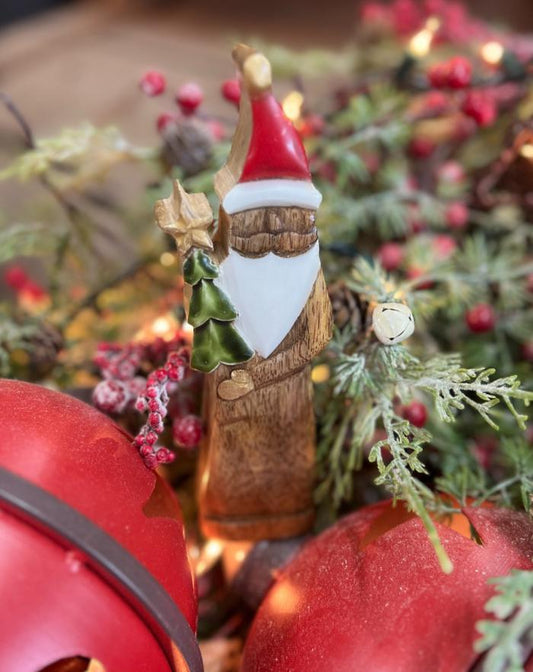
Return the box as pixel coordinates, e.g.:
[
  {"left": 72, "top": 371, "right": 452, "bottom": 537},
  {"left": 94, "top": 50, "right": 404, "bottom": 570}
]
[{"left": 184, "top": 250, "right": 254, "bottom": 373}]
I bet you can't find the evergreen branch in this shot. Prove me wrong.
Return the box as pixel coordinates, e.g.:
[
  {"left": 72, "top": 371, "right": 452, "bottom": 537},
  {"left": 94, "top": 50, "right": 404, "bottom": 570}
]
[
  {"left": 410, "top": 362, "right": 532, "bottom": 431},
  {"left": 476, "top": 571, "right": 533, "bottom": 672},
  {"left": 369, "top": 400, "right": 453, "bottom": 573}
]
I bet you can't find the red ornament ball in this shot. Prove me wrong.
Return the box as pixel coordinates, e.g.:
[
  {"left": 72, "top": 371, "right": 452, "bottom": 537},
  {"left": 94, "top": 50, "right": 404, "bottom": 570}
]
[
  {"left": 445, "top": 201, "right": 469, "bottom": 230},
  {"left": 462, "top": 91, "right": 497, "bottom": 128},
  {"left": 242, "top": 500, "right": 533, "bottom": 672},
  {"left": 402, "top": 400, "right": 428, "bottom": 427},
  {"left": 221, "top": 78, "right": 241, "bottom": 105},
  {"left": 0, "top": 380, "right": 200, "bottom": 672},
  {"left": 139, "top": 70, "right": 166, "bottom": 97},
  {"left": 176, "top": 82, "right": 204, "bottom": 115},
  {"left": 173, "top": 414, "right": 203, "bottom": 449},
  {"left": 465, "top": 303, "right": 496, "bottom": 333},
  {"left": 377, "top": 242, "right": 404, "bottom": 271}
]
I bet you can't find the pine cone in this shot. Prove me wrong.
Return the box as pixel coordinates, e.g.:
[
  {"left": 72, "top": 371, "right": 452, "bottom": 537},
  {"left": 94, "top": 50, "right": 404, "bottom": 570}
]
[
  {"left": 328, "top": 280, "right": 370, "bottom": 332},
  {"left": 161, "top": 117, "right": 213, "bottom": 176},
  {"left": 25, "top": 322, "right": 63, "bottom": 380}
]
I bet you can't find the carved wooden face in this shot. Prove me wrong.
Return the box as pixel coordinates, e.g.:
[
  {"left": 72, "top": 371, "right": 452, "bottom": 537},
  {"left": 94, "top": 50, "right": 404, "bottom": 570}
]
[{"left": 221, "top": 207, "right": 318, "bottom": 257}]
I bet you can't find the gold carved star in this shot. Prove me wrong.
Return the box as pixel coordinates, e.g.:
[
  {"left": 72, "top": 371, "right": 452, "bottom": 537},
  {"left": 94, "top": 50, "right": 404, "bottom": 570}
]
[{"left": 154, "top": 180, "right": 214, "bottom": 256}]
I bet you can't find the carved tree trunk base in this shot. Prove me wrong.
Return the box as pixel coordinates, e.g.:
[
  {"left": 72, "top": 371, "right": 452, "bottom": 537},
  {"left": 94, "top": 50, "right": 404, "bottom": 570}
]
[{"left": 200, "top": 509, "right": 315, "bottom": 542}]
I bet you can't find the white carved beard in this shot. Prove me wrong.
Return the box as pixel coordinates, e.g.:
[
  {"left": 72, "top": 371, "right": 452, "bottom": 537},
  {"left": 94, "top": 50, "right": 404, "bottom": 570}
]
[{"left": 214, "top": 243, "right": 321, "bottom": 359}]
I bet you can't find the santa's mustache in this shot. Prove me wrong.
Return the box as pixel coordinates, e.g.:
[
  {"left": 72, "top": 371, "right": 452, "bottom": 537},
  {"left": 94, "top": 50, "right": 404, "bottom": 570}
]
[{"left": 230, "top": 229, "right": 318, "bottom": 257}]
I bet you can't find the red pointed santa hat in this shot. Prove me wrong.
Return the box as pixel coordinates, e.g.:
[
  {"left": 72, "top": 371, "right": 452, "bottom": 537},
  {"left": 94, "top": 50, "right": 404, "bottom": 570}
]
[{"left": 222, "top": 55, "right": 322, "bottom": 215}]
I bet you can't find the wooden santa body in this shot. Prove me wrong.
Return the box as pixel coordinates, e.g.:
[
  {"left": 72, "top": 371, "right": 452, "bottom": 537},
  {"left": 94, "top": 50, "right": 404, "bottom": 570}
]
[{"left": 156, "top": 45, "right": 332, "bottom": 541}]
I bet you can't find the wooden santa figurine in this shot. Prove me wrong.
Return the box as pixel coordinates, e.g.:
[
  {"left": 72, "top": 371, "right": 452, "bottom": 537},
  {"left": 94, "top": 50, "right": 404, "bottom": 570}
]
[{"left": 156, "top": 45, "right": 332, "bottom": 541}]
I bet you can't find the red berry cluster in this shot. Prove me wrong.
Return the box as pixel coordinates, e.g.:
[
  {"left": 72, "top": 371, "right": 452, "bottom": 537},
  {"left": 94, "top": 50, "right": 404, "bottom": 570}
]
[
  {"left": 92, "top": 344, "right": 145, "bottom": 414},
  {"left": 360, "top": 0, "right": 492, "bottom": 44},
  {"left": 428, "top": 57, "right": 472, "bottom": 90},
  {"left": 139, "top": 69, "right": 238, "bottom": 139},
  {"left": 133, "top": 349, "right": 189, "bottom": 468},
  {"left": 4, "top": 265, "right": 47, "bottom": 303}
]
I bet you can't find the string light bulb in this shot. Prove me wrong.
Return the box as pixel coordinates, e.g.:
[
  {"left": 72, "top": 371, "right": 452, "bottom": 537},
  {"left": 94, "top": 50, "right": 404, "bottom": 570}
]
[
  {"left": 480, "top": 41, "right": 504, "bottom": 66},
  {"left": 408, "top": 17, "right": 441, "bottom": 58},
  {"left": 282, "top": 90, "right": 304, "bottom": 122},
  {"left": 195, "top": 539, "right": 224, "bottom": 576},
  {"left": 160, "top": 251, "right": 176, "bottom": 266},
  {"left": 520, "top": 143, "right": 533, "bottom": 159}
]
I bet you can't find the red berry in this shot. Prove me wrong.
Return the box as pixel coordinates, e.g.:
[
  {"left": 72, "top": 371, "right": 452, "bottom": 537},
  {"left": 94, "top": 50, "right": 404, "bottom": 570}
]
[
  {"left": 206, "top": 119, "right": 225, "bottom": 141},
  {"left": 92, "top": 380, "right": 128, "bottom": 414},
  {"left": 22, "top": 281, "right": 47, "bottom": 301},
  {"left": 360, "top": 2, "right": 391, "bottom": 27},
  {"left": 298, "top": 114, "right": 326, "bottom": 139},
  {"left": 126, "top": 376, "right": 147, "bottom": 399},
  {"left": 403, "top": 401, "right": 428, "bottom": 428},
  {"left": 408, "top": 137, "right": 435, "bottom": 159},
  {"left": 391, "top": 0, "right": 423, "bottom": 36},
  {"left": 156, "top": 112, "right": 178, "bottom": 133},
  {"left": 378, "top": 242, "right": 404, "bottom": 271},
  {"left": 461, "top": 91, "right": 497, "bottom": 128},
  {"left": 433, "top": 234, "right": 457, "bottom": 259},
  {"left": 139, "top": 70, "right": 166, "bottom": 97},
  {"left": 445, "top": 201, "right": 469, "bottom": 230},
  {"left": 176, "top": 82, "right": 203, "bottom": 115},
  {"left": 423, "top": 91, "right": 449, "bottom": 112},
  {"left": 221, "top": 78, "right": 241, "bottom": 105},
  {"left": 446, "top": 57, "right": 472, "bottom": 89},
  {"left": 427, "top": 62, "right": 450, "bottom": 89},
  {"left": 521, "top": 342, "right": 533, "bottom": 363},
  {"left": 145, "top": 431, "right": 158, "bottom": 445},
  {"left": 471, "top": 435, "right": 498, "bottom": 470},
  {"left": 406, "top": 267, "right": 433, "bottom": 290},
  {"left": 465, "top": 303, "right": 496, "bottom": 333},
  {"left": 173, "top": 414, "right": 203, "bottom": 449},
  {"left": 453, "top": 115, "right": 477, "bottom": 141},
  {"left": 4, "top": 265, "right": 29, "bottom": 290},
  {"left": 438, "top": 161, "right": 465, "bottom": 184}
]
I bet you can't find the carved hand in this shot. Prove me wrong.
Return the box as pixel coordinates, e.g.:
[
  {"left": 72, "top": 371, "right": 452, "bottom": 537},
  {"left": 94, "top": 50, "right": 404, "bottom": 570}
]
[{"left": 218, "top": 369, "right": 255, "bottom": 400}]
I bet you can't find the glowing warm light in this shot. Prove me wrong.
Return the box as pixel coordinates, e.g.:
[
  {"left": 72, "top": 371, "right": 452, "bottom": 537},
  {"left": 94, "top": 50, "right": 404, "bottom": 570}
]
[
  {"left": 480, "top": 41, "right": 504, "bottom": 65},
  {"left": 282, "top": 90, "right": 304, "bottom": 122},
  {"left": 133, "top": 312, "right": 179, "bottom": 342},
  {"left": 408, "top": 17, "right": 440, "bottom": 58},
  {"left": 311, "top": 364, "right": 330, "bottom": 383},
  {"left": 269, "top": 580, "right": 300, "bottom": 615},
  {"left": 160, "top": 251, "right": 176, "bottom": 266},
  {"left": 520, "top": 143, "right": 533, "bottom": 159},
  {"left": 195, "top": 539, "right": 224, "bottom": 575},
  {"left": 222, "top": 541, "right": 253, "bottom": 581},
  {"left": 152, "top": 316, "right": 174, "bottom": 336}
]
